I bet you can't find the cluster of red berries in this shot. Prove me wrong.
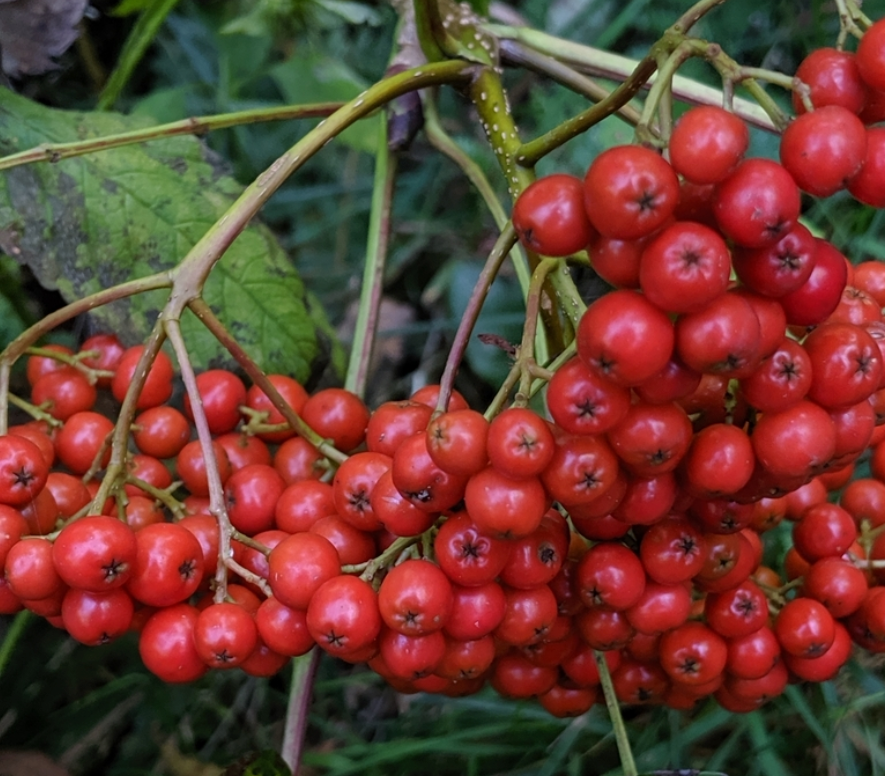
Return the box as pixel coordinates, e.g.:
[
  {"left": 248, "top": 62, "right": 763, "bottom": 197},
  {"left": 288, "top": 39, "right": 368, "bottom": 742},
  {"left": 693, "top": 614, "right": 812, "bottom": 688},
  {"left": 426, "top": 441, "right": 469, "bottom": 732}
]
[
  {"left": 6, "top": 26, "right": 885, "bottom": 721},
  {"left": 489, "top": 26, "right": 885, "bottom": 712}
]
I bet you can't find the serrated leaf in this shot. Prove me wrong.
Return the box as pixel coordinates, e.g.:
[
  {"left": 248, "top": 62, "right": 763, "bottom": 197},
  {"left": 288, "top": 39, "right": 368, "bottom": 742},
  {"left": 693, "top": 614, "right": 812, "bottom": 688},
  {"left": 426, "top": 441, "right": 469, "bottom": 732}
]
[{"left": 0, "top": 87, "right": 340, "bottom": 381}]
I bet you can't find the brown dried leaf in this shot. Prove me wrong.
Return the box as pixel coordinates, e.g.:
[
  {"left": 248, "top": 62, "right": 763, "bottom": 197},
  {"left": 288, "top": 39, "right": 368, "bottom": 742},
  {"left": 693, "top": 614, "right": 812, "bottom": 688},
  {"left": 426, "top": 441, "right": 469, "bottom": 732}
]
[{"left": 0, "top": 0, "right": 88, "bottom": 77}]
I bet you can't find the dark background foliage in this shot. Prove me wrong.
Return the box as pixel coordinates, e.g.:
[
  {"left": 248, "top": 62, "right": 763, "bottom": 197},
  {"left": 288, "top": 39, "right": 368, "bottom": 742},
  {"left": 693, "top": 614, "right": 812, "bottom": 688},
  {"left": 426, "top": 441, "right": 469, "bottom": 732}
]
[{"left": 2, "top": 1, "right": 885, "bottom": 774}]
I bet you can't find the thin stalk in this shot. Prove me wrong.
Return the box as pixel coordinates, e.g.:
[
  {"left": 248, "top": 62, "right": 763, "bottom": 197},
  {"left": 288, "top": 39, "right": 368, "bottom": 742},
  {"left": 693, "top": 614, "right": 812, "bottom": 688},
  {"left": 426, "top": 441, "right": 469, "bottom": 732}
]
[
  {"left": 515, "top": 258, "right": 560, "bottom": 401},
  {"left": 487, "top": 25, "right": 777, "bottom": 132},
  {"left": 637, "top": 40, "right": 694, "bottom": 145},
  {"left": 187, "top": 299, "right": 348, "bottom": 466},
  {"left": 24, "top": 346, "right": 112, "bottom": 384},
  {"left": 281, "top": 649, "right": 321, "bottom": 772},
  {"left": 164, "top": 59, "right": 476, "bottom": 321},
  {"left": 484, "top": 360, "right": 522, "bottom": 420},
  {"left": 123, "top": 477, "right": 185, "bottom": 519},
  {"left": 345, "top": 120, "right": 397, "bottom": 400},
  {"left": 498, "top": 39, "right": 647, "bottom": 130},
  {"left": 0, "top": 104, "right": 344, "bottom": 172},
  {"left": 164, "top": 318, "right": 234, "bottom": 603},
  {"left": 594, "top": 650, "right": 638, "bottom": 776},
  {"left": 90, "top": 319, "right": 168, "bottom": 517},
  {"left": 467, "top": 66, "right": 579, "bottom": 351},
  {"left": 517, "top": 53, "right": 658, "bottom": 165},
  {"left": 835, "top": 0, "right": 871, "bottom": 45},
  {"left": 7, "top": 394, "right": 64, "bottom": 427},
  {"left": 435, "top": 223, "right": 518, "bottom": 414}
]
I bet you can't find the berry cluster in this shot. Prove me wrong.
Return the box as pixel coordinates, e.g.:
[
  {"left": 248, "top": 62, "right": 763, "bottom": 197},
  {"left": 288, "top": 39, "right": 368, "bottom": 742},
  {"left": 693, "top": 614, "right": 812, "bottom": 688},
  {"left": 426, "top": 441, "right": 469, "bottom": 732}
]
[{"left": 6, "top": 23, "right": 885, "bottom": 721}]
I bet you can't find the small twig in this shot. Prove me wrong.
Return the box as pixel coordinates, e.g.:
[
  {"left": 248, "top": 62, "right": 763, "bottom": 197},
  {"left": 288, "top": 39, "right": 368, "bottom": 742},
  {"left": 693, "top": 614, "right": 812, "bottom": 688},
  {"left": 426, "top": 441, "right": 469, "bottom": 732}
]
[
  {"left": 345, "top": 119, "right": 398, "bottom": 400},
  {"left": 0, "top": 104, "right": 345, "bottom": 172},
  {"left": 187, "top": 299, "right": 348, "bottom": 466},
  {"left": 164, "top": 318, "right": 233, "bottom": 604},
  {"left": 435, "top": 224, "right": 518, "bottom": 414}
]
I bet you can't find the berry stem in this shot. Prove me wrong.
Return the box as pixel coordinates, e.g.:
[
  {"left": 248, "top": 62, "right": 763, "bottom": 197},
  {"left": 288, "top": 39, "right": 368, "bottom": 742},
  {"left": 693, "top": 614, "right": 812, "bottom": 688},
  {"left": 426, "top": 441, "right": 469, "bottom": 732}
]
[
  {"left": 187, "top": 299, "right": 348, "bottom": 466},
  {"left": 517, "top": 52, "right": 658, "bottom": 165},
  {"left": 164, "top": 318, "right": 235, "bottom": 604},
  {"left": 90, "top": 319, "right": 169, "bottom": 517},
  {"left": 670, "top": 0, "right": 728, "bottom": 34},
  {"left": 498, "top": 39, "right": 647, "bottom": 130},
  {"left": 835, "top": 0, "right": 871, "bottom": 46},
  {"left": 23, "top": 346, "right": 113, "bottom": 385},
  {"left": 125, "top": 476, "right": 187, "bottom": 520},
  {"left": 6, "top": 394, "right": 63, "bottom": 428},
  {"left": 230, "top": 530, "right": 273, "bottom": 556},
  {"left": 594, "top": 649, "right": 639, "bottom": 776},
  {"left": 0, "top": 103, "right": 344, "bottom": 172},
  {"left": 345, "top": 119, "right": 397, "bottom": 401},
  {"left": 434, "top": 223, "right": 518, "bottom": 414},
  {"left": 516, "top": 258, "right": 563, "bottom": 402}
]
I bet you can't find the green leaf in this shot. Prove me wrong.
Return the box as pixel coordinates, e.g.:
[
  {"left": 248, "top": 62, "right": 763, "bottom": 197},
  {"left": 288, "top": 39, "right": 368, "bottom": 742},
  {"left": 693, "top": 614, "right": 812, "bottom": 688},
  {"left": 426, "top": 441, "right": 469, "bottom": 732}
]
[
  {"left": 98, "top": 0, "right": 184, "bottom": 110},
  {"left": 0, "top": 88, "right": 340, "bottom": 381}
]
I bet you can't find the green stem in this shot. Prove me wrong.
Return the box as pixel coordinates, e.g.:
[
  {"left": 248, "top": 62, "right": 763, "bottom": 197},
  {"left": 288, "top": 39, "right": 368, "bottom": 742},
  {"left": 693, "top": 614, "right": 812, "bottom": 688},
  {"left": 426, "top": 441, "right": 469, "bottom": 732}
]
[
  {"left": 515, "top": 258, "right": 560, "bottom": 400},
  {"left": 7, "top": 394, "right": 64, "bottom": 428},
  {"left": 412, "top": 0, "right": 447, "bottom": 62},
  {"left": 483, "top": 361, "right": 522, "bottom": 420},
  {"left": 124, "top": 476, "right": 186, "bottom": 519},
  {"left": 91, "top": 319, "right": 168, "bottom": 516},
  {"left": 467, "top": 66, "right": 581, "bottom": 351},
  {"left": 518, "top": 53, "right": 658, "bottom": 164},
  {"left": 835, "top": 0, "right": 871, "bottom": 44},
  {"left": 497, "top": 39, "right": 647, "bottom": 130},
  {"left": 487, "top": 25, "right": 777, "bottom": 132},
  {"left": 345, "top": 532, "right": 423, "bottom": 582},
  {"left": 636, "top": 40, "right": 693, "bottom": 146},
  {"left": 164, "top": 60, "right": 476, "bottom": 321},
  {"left": 96, "top": 0, "right": 181, "bottom": 110},
  {"left": 164, "top": 318, "right": 234, "bottom": 604},
  {"left": 345, "top": 120, "right": 397, "bottom": 400},
  {"left": 0, "top": 104, "right": 344, "bottom": 172},
  {"left": 594, "top": 650, "right": 638, "bottom": 776},
  {"left": 435, "top": 223, "right": 518, "bottom": 414},
  {"left": 281, "top": 649, "right": 321, "bottom": 772},
  {"left": 24, "top": 346, "right": 112, "bottom": 384},
  {"left": 702, "top": 47, "right": 792, "bottom": 131}
]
